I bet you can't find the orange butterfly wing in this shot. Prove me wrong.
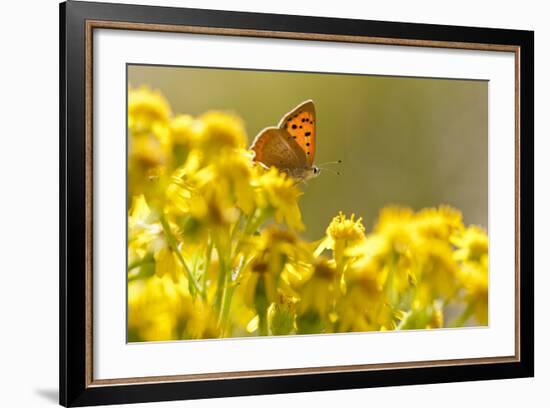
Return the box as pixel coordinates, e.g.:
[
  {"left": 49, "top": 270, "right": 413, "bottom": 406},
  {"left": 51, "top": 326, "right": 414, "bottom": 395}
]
[
  {"left": 250, "top": 128, "right": 307, "bottom": 170},
  {"left": 277, "top": 100, "right": 316, "bottom": 166}
]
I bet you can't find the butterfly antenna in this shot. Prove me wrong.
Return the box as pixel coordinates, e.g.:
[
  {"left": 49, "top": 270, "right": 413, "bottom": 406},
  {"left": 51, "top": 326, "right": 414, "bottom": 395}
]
[
  {"left": 317, "top": 159, "right": 343, "bottom": 167},
  {"left": 319, "top": 167, "right": 341, "bottom": 176},
  {"left": 318, "top": 159, "right": 342, "bottom": 176}
]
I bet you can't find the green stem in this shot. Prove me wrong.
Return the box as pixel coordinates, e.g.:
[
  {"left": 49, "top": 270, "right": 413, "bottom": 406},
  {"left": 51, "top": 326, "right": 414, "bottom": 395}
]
[
  {"left": 202, "top": 238, "right": 213, "bottom": 301},
  {"left": 213, "top": 234, "right": 229, "bottom": 313},
  {"left": 246, "top": 209, "right": 269, "bottom": 235},
  {"left": 258, "top": 308, "right": 268, "bottom": 336},
  {"left": 159, "top": 215, "right": 203, "bottom": 297},
  {"left": 230, "top": 210, "right": 256, "bottom": 256},
  {"left": 230, "top": 212, "right": 245, "bottom": 251},
  {"left": 254, "top": 277, "right": 269, "bottom": 336},
  {"left": 217, "top": 256, "right": 248, "bottom": 335},
  {"left": 218, "top": 279, "right": 234, "bottom": 336},
  {"left": 215, "top": 211, "right": 256, "bottom": 332}
]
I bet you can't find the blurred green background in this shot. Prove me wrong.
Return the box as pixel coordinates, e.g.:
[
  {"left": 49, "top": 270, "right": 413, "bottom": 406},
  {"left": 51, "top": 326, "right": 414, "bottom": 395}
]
[{"left": 128, "top": 65, "right": 488, "bottom": 240}]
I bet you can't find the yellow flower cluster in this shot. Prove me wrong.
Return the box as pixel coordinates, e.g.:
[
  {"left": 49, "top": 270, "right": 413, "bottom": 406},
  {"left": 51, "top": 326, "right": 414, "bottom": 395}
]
[{"left": 127, "top": 86, "right": 489, "bottom": 341}]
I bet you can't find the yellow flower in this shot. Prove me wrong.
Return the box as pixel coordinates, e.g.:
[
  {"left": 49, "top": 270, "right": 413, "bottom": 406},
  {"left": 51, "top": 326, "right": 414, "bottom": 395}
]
[
  {"left": 154, "top": 246, "right": 184, "bottom": 283},
  {"left": 125, "top": 87, "right": 491, "bottom": 340},
  {"left": 127, "top": 86, "right": 173, "bottom": 201},
  {"left": 170, "top": 114, "right": 197, "bottom": 145},
  {"left": 128, "top": 276, "right": 180, "bottom": 341},
  {"left": 345, "top": 233, "right": 389, "bottom": 260},
  {"left": 128, "top": 85, "right": 171, "bottom": 133},
  {"left": 254, "top": 167, "right": 304, "bottom": 230},
  {"left": 327, "top": 212, "right": 366, "bottom": 243},
  {"left": 182, "top": 299, "right": 221, "bottom": 339},
  {"left": 413, "top": 240, "right": 459, "bottom": 306},
  {"left": 170, "top": 114, "right": 200, "bottom": 167},
  {"left": 316, "top": 211, "right": 367, "bottom": 283},
  {"left": 453, "top": 226, "right": 489, "bottom": 324},
  {"left": 195, "top": 111, "right": 247, "bottom": 155},
  {"left": 370, "top": 207, "right": 418, "bottom": 299},
  {"left": 127, "top": 195, "right": 190, "bottom": 285},
  {"left": 459, "top": 259, "right": 488, "bottom": 325},
  {"left": 129, "top": 125, "right": 172, "bottom": 167},
  {"left": 128, "top": 275, "right": 219, "bottom": 341},
  {"left": 452, "top": 225, "right": 489, "bottom": 263},
  {"left": 241, "top": 260, "right": 278, "bottom": 312},
  {"left": 128, "top": 195, "right": 162, "bottom": 261},
  {"left": 208, "top": 152, "right": 255, "bottom": 215},
  {"left": 240, "top": 226, "right": 311, "bottom": 309},
  {"left": 335, "top": 256, "right": 393, "bottom": 332},
  {"left": 268, "top": 294, "right": 297, "bottom": 335},
  {"left": 164, "top": 154, "right": 202, "bottom": 216},
  {"left": 165, "top": 157, "right": 240, "bottom": 232},
  {"left": 374, "top": 206, "right": 417, "bottom": 255},
  {"left": 415, "top": 206, "right": 464, "bottom": 240},
  {"left": 321, "top": 211, "right": 365, "bottom": 255},
  {"left": 235, "top": 226, "right": 313, "bottom": 335},
  {"left": 296, "top": 258, "right": 338, "bottom": 334},
  {"left": 298, "top": 258, "right": 338, "bottom": 317},
  {"left": 166, "top": 147, "right": 254, "bottom": 218},
  {"left": 127, "top": 124, "right": 172, "bottom": 204}
]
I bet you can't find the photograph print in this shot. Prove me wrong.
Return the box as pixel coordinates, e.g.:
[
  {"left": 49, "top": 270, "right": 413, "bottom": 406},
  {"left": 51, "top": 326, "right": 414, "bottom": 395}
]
[{"left": 126, "top": 64, "right": 488, "bottom": 342}]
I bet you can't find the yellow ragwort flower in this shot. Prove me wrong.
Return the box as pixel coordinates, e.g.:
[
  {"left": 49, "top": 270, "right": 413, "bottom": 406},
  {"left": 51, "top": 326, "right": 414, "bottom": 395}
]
[
  {"left": 128, "top": 275, "right": 219, "bottom": 341},
  {"left": 336, "top": 254, "right": 393, "bottom": 332},
  {"left": 374, "top": 206, "right": 416, "bottom": 254},
  {"left": 327, "top": 212, "right": 366, "bottom": 243},
  {"left": 268, "top": 293, "right": 297, "bottom": 335},
  {"left": 240, "top": 226, "right": 311, "bottom": 308},
  {"left": 129, "top": 129, "right": 172, "bottom": 168},
  {"left": 128, "top": 85, "right": 171, "bottom": 133},
  {"left": 415, "top": 205, "right": 464, "bottom": 240},
  {"left": 413, "top": 239, "right": 459, "bottom": 306},
  {"left": 459, "top": 259, "right": 488, "bottom": 325},
  {"left": 128, "top": 195, "right": 162, "bottom": 261},
  {"left": 318, "top": 212, "right": 366, "bottom": 276},
  {"left": 302, "top": 259, "right": 338, "bottom": 300},
  {"left": 126, "top": 86, "right": 490, "bottom": 340},
  {"left": 452, "top": 225, "right": 488, "bottom": 263},
  {"left": 254, "top": 167, "right": 304, "bottom": 230},
  {"left": 296, "top": 258, "right": 339, "bottom": 334},
  {"left": 170, "top": 114, "right": 198, "bottom": 146},
  {"left": 195, "top": 111, "right": 248, "bottom": 154},
  {"left": 154, "top": 246, "right": 184, "bottom": 283},
  {"left": 452, "top": 225, "right": 489, "bottom": 324},
  {"left": 127, "top": 86, "right": 173, "bottom": 189},
  {"left": 208, "top": 152, "right": 255, "bottom": 215}
]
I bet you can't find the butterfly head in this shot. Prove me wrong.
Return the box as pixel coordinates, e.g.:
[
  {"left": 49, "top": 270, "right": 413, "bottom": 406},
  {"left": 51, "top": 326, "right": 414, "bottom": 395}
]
[
  {"left": 312, "top": 165, "right": 321, "bottom": 177},
  {"left": 285, "top": 165, "right": 320, "bottom": 182}
]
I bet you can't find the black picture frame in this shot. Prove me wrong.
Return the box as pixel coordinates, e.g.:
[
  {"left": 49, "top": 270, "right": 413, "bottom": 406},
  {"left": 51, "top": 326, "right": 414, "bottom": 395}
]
[{"left": 60, "top": 1, "right": 534, "bottom": 406}]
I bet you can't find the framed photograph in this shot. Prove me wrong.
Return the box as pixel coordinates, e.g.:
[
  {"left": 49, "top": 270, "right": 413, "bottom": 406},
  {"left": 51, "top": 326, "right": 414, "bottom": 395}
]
[{"left": 60, "top": 1, "right": 534, "bottom": 406}]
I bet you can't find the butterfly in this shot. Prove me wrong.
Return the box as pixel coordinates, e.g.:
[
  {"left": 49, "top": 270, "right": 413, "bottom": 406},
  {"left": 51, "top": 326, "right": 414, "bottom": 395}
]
[{"left": 250, "top": 100, "right": 320, "bottom": 182}]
